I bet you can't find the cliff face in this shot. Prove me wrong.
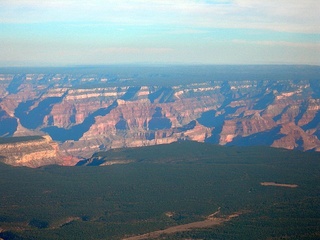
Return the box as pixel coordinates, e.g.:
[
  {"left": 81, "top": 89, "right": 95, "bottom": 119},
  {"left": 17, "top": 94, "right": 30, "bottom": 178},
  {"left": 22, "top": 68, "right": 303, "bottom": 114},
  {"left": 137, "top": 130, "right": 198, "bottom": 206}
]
[
  {"left": 0, "top": 67, "right": 319, "bottom": 161},
  {"left": 0, "top": 135, "right": 69, "bottom": 167}
]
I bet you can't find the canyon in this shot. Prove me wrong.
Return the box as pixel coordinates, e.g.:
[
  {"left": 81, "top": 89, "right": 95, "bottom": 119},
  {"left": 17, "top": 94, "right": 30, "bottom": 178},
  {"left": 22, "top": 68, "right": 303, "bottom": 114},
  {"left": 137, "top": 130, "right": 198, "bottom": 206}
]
[{"left": 0, "top": 65, "right": 319, "bottom": 166}]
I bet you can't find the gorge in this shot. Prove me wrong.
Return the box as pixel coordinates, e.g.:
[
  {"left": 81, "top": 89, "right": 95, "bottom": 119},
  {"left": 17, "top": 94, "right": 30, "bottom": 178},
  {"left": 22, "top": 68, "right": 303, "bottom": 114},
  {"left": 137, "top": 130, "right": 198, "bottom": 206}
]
[{"left": 0, "top": 65, "right": 319, "bottom": 166}]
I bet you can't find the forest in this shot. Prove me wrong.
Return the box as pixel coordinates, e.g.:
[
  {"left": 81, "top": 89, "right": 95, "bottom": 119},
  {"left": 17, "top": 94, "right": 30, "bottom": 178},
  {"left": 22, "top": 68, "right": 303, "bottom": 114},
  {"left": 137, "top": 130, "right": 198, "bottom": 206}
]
[{"left": 0, "top": 141, "right": 319, "bottom": 239}]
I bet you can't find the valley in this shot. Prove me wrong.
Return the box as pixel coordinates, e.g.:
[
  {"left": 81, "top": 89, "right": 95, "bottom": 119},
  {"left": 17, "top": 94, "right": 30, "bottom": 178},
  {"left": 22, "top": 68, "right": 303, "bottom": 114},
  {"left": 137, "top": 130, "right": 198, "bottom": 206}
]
[
  {"left": 0, "top": 65, "right": 320, "bottom": 166},
  {"left": 1, "top": 0, "right": 319, "bottom": 238},
  {"left": 0, "top": 65, "right": 319, "bottom": 238}
]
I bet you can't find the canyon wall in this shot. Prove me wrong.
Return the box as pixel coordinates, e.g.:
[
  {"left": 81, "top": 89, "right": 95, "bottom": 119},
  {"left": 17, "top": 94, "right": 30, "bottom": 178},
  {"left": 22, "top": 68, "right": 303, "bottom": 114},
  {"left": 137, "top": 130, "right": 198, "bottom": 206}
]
[
  {"left": 0, "top": 135, "right": 67, "bottom": 167},
  {"left": 0, "top": 66, "right": 319, "bottom": 165}
]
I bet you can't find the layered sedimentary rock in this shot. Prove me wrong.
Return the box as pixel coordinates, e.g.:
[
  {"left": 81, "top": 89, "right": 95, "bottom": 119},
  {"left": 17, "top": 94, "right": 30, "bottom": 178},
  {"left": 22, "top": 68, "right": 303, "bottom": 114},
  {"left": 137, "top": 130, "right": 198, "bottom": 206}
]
[
  {"left": 0, "top": 66, "right": 319, "bottom": 163},
  {"left": 0, "top": 135, "right": 69, "bottom": 167}
]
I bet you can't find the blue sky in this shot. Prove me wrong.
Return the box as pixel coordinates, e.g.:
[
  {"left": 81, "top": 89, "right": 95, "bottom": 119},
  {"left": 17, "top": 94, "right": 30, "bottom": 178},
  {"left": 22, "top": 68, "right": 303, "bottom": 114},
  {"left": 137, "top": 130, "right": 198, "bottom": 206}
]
[{"left": 0, "top": 0, "right": 319, "bottom": 66}]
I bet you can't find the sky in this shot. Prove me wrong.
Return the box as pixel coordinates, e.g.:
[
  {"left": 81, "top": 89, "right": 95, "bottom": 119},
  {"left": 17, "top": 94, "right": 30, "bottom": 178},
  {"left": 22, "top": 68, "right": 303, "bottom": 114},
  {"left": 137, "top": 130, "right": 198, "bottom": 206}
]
[{"left": 0, "top": 0, "right": 319, "bottom": 66}]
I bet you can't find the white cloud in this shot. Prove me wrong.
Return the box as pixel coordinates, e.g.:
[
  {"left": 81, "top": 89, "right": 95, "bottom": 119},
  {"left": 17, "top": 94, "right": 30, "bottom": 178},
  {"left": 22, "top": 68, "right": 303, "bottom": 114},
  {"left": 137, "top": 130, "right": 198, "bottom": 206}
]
[
  {"left": 232, "top": 0, "right": 320, "bottom": 33},
  {"left": 97, "top": 47, "right": 173, "bottom": 54},
  {"left": 0, "top": 0, "right": 319, "bottom": 33},
  {"left": 232, "top": 39, "right": 320, "bottom": 50}
]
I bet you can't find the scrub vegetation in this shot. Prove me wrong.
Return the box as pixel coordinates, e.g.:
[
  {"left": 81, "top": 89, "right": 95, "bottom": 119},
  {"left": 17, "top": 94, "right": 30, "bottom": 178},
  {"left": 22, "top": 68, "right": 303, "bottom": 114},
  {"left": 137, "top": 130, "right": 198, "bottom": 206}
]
[{"left": 0, "top": 141, "right": 319, "bottom": 239}]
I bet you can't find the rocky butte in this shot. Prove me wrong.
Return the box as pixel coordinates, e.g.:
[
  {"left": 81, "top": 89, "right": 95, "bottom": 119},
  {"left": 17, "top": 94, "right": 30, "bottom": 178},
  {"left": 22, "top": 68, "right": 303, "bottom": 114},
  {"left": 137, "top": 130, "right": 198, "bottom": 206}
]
[
  {"left": 0, "top": 135, "right": 66, "bottom": 167},
  {"left": 0, "top": 65, "right": 319, "bottom": 166}
]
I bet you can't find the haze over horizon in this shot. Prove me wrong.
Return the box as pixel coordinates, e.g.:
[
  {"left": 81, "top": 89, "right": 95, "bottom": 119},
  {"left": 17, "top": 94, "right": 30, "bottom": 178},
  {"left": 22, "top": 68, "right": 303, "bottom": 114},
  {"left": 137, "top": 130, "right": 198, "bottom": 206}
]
[{"left": 1, "top": 0, "right": 319, "bottom": 67}]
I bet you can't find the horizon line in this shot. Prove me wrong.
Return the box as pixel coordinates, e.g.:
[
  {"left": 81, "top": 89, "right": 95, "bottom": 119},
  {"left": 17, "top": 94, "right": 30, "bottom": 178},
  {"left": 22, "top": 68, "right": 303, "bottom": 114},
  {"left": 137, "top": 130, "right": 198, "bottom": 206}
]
[{"left": 1, "top": 63, "right": 320, "bottom": 69}]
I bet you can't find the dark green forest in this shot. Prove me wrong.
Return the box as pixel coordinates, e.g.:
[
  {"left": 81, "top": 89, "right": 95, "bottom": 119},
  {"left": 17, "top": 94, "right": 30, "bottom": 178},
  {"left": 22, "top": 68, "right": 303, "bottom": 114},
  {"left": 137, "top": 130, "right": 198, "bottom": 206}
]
[{"left": 0, "top": 141, "right": 319, "bottom": 239}]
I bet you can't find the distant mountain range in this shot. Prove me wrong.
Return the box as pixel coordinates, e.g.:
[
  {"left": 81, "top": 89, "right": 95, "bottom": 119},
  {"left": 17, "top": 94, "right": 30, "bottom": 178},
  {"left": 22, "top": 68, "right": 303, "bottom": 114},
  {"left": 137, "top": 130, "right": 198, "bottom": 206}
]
[{"left": 0, "top": 65, "right": 319, "bottom": 166}]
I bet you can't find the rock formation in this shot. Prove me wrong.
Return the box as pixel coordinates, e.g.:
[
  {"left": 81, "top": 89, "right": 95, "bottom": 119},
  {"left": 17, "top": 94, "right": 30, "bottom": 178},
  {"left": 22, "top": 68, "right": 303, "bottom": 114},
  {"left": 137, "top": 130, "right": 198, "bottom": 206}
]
[
  {"left": 0, "top": 66, "right": 319, "bottom": 164},
  {"left": 0, "top": 135, "right": 73, "bottom": 167}
]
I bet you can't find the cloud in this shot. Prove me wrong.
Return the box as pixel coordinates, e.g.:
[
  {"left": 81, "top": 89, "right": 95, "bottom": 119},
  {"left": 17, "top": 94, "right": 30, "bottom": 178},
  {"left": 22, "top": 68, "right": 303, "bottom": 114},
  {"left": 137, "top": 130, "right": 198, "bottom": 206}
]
[
  {"left": 231, "top": 0, "right": 320, "bottom": 33},
  {"left": 97, "top": 47, "right": 174, "bottom": 54},
  {"left": 0, "top": 0, "right": 319, "bottom": 33},
  {"left": 232, "top": 39, "right": 320, "bottom": 50}
]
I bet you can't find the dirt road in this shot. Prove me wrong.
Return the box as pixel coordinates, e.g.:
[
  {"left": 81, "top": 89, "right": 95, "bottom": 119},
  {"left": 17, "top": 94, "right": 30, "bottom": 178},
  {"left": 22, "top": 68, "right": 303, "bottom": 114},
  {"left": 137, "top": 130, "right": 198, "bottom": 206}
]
[
  {"left": 122, "top": 210, "right": 241, "bottom": 240},
  {"left": 260, "top": 182, "right": 298, "bottom": 188}
]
